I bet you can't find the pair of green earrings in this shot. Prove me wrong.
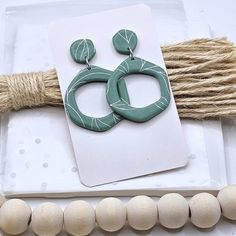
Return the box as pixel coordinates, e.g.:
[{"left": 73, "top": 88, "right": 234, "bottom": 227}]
[{"left": 65, "top": 29, "right": 171, "bottom": 132}]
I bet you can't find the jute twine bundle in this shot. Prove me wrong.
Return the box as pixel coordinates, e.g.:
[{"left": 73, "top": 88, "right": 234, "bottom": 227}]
[{"left": 0, "top": 38, "right": 236, "bottom": 119}]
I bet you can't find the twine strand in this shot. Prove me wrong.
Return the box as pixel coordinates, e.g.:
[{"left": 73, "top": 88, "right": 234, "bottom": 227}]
[{"left": 0, "top": 38, "right": 236, "bottom": 119}]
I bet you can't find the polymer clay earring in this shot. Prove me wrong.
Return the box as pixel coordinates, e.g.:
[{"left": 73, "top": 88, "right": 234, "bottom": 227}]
[
  {"left": 65, "top": 39, "right": 130, "bottom": 132},
  {"left": 106, "top": 29, "right": 171, "bottom": 122}
]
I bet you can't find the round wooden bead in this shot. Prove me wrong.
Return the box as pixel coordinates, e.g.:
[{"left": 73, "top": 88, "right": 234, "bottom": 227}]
[
  {"left": 158, "top": 193, "right": 189, "bottom": 229},
  {"left": 95, "top": 197, "right": 126, "bottom": 232},
  {"left": 0, "top": 199, "right": 31, "bottom": 235},
  {"left": 127, "top": 195, "right": 157, "bottom": 230},
  {"left": 31, "top": 202, "right": 63, "bottom": 236},
  {"left": 64, "top": 200, "right": 95, "bottom": 236},
  {"left": 217, "top": 185, "right": 236, "bottom": 220},
  {"left": 189, "top": 193, "right": 221, "bottom": 228}
]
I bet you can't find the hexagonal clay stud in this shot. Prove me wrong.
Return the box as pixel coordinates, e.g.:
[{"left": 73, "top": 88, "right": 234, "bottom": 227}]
[
  {"left": 112, "top": 29, "right": 138, "bottom": 55},
  {"left": 70, "top": 39, "right": 96, "bottom": 64}
]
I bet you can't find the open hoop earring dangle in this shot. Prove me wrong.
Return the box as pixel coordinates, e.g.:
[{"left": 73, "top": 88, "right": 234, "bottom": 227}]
[
  {"left": 106, "top": 29, "right": 171, "bottom": 123},
  {"left": 65, "top": 39, "right": 130, "bottom": 132}
]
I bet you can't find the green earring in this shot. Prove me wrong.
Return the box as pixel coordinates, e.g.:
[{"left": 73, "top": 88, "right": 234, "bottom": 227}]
[
  {"left": 106, "top": 29, "right": 171, "bottom": 123},
  {"left": 65, "top": 39, "right": 130, "bottom": 132}
]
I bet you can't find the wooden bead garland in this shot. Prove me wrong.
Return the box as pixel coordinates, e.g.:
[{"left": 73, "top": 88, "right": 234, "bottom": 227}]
[
  {"left": 64, "top": 200, "right": 95, "bottom": 236},
  {"left": 31, "top": 202, "right": 63, "bottom": 236},
  {"left": 95, "top": 197, "right": 126, "bottom": 232},
  {"left": 189, "top": 193, "right": 221, "bottom": 228},
  {"left": 127, "top": 195, "right": 158, "bottom": 230},
  {"left": 0, "top": 199, "right": 31, "bottom": 235},
  {"left": 0, "top": 185, "right": 236, "bottom": 235},
  {"left": 217, "top": 185, "right": 236, "bottom": 220},
  {"left": 158, "top": 193, "right": 189, "bottom": 229}
]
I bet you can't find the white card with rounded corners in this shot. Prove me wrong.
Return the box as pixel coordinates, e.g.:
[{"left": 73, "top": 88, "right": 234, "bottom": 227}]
[{"left": 49, "top": 4, "right": 189, "bottom": 186}]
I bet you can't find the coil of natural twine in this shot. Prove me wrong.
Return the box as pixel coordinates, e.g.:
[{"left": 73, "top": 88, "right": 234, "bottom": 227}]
[{"left": 0, "top": 38, "right": 236, "bottom": 119}]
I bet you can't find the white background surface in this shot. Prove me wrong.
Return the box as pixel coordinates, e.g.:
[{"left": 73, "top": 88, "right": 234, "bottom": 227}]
[
  {"left": 0, "top": 0, "right": 228, "bottom": 196},
  {"left": 0, "top": 0, "right": 236, "bottom": 235}
]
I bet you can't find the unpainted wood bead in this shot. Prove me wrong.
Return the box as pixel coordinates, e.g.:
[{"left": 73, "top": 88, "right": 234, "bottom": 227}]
[
  {"left": 64, "top": 200, "right": 95, "bottom": 236},
  {"left": 31, "top": 202, "right": 63, "bottom": 236},
  {"left": 127, "top": 195, "right": 157, "bottom": 230},
  {"left": 217, "top": 185, "right": 236, "bottom": 220},
  {"left": 158, "top": 193, "right": 189, "bottom": 229},
  {"left": 95, "top": 197, "right": 126, "bottom": 232},
  {"left": 189, "top": 193, "right": 221, "bottom": 228},
  {"left": 0, "top": 199, "right": 31, "bottom": 235}
]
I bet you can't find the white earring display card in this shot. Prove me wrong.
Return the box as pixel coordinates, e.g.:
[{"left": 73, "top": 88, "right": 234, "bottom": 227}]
[{"left": 49, "top": 4, "right": 189, "bottom": 186}]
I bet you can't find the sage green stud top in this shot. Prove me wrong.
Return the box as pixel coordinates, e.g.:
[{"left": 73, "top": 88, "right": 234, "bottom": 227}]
[
  {"left": 70, "top": 39, "right": 96, "bottom": 64},
  {"left": 112, "top": 29, "right": 138, "bottom": 55},
  {"left": 106, "top": 57, "right": 171, "bottom": 123}
]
